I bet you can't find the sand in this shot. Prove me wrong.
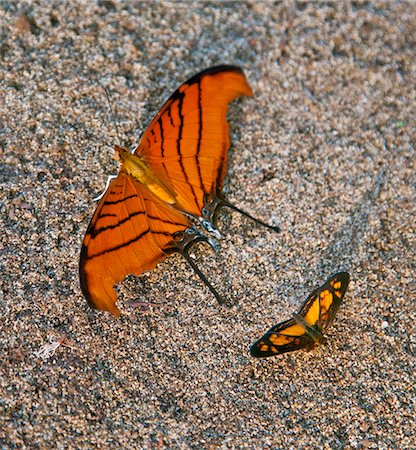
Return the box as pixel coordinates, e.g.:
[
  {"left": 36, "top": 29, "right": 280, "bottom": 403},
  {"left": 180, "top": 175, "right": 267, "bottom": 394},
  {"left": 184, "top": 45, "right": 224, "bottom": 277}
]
[{"left": 1, "top": 1, "right": 415, "bottom": 448}]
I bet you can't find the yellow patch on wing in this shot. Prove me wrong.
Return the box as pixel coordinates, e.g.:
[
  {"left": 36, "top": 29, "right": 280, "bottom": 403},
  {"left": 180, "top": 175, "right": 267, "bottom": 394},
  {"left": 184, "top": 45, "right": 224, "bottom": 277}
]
[
  {"left": 319, "top": 289, "right": 334, "bottom": 314},
  {"left": 260, "top": 344, "right": 269, "bottom": 352},
  {"left": 332, "top": 280, "right": 341, "bottom": 290},
  {"left": 270, "top": 334, "right": 292, "bottom": 346},
  {"left": 303, "top": 295, "right": 320, "bottom": 326},
  {"left": 279, "top": 323, "right": 305, "bottom": 336}
]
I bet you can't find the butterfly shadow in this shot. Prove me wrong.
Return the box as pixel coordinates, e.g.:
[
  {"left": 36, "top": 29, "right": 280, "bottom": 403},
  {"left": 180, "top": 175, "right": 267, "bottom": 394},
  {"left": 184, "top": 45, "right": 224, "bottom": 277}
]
[{"left": 314, "top": 169, "right": 387, "bottom": 278}]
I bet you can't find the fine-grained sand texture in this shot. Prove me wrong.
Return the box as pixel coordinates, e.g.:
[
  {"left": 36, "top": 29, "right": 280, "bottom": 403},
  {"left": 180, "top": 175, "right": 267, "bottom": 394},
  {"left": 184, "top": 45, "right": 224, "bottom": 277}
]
[{"left": 1, "top": 2, "right": 415, "bottom": 448}]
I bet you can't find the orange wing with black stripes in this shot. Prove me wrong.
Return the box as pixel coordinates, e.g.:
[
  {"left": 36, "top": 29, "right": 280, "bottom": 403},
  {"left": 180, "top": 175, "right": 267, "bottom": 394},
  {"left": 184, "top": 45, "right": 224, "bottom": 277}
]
[
  {"left": 250, "top": 272, "right": 350, "bottom": 357},
  {"left": 135, "top": 66, "right": 252, "bottom": 216},
  {"left": 79, "top": 66, "right": 254, "bottom": 316},
  {"left": 79, "top": 173, "right": 190, "bottom": 316}
]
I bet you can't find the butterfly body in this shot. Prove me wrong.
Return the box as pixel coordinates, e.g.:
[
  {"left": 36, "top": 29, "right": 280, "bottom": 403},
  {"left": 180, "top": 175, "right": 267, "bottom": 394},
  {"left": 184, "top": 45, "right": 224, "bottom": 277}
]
[
  {"left": 292, "top": 313, "right": 325, "bottom": 344},
  {"left": 80, "top": 66, "right": 278, "bottom": 316},
  {"left": 250, "top": 272, "right": 350, "bottom": 357},
  {"left": 115, "top": 145, "right": 177, "bottom": 205}
]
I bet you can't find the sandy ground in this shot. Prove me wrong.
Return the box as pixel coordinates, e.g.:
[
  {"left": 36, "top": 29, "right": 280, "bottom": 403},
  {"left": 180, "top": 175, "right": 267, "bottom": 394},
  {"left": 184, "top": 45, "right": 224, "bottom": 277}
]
[{"left": 1, "top": 1, "right": 415, "bottom": 449}]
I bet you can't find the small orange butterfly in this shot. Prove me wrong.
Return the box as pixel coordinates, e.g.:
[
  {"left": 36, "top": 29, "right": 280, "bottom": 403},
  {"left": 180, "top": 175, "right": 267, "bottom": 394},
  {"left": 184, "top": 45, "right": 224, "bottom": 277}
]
[
  {"left": 250, "top": 272, "right": 350, "bottom": 357},
  {"left": 79, "top": 66, "right": 279, "bottom": 316}
]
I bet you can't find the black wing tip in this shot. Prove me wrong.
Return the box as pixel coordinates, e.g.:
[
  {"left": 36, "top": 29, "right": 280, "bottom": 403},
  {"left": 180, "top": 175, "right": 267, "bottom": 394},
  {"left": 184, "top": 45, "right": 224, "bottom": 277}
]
[
  {"left": 329, "top": 271, "right": 350, "bottom": 286},
  {"left": 250, "top": 338, "right": 287, "bottom": 358},
  {"left": 250, "top": 340, "right": 265, "bottom": 358},
  {"left": 195, "top": 64, "right": 245, "bottom": 75},
  {"left": 185, "top": 65, "right": 246, "bottom": 85},
  {"left": 166, "top": 65, "right": 248, "bottom": 108}
]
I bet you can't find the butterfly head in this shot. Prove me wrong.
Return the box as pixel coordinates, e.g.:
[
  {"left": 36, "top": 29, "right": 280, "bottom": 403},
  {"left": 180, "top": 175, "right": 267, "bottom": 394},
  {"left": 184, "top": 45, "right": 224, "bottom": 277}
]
[{"left": 114, "top": 144, "right": 129, "bottom": 163}]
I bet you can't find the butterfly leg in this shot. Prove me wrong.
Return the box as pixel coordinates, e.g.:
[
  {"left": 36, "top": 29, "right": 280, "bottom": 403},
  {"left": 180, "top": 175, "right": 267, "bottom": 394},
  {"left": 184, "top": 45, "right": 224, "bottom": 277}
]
[
  {"left": 172, "top": 227, "right": 225, "bottom": 305},
  {"left": 202, "top": 194, "right": 280, "bottom": 233},
  {"left": 180, "top": 251, "right": 225, "bottom": 305},
  {"left": 219, "top": 198, "right": 280, "bottom": 233},
  {"left": 198, "top": 217, "right": 223, "bottom": 239},
  {"left": 180, "top": 210, "right": 223, "bottom": 241}
]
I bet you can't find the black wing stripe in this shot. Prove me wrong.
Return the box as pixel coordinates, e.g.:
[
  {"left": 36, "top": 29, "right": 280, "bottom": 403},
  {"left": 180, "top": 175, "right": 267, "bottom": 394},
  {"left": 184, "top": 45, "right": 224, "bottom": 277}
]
[
  {"left": 195, "top": 79, "right": 205, "bottom": 196},
  {"left": 92, "top": 210, "right": 146, "bottom": 237},
  {"left": 103, "top": 194, "right": 138, "bottom": 205},
  {"left": 86, "top": 229, "right": 174, "bottom": 259},
  {"left": 177, "top": 92, "right": 200, "bottom": 209}
]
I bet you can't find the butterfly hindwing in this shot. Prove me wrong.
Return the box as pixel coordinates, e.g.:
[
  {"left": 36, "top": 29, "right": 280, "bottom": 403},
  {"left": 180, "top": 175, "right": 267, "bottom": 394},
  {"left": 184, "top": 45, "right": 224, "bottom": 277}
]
[
  {"left": 250, "top": 318, "right": 315, "bottom": 357},
  {"left": 79, "top": 173, "right": 190, "bottom": 316},
  {"left": 250, "top": 272, "right": 350, "bottom": 358}
]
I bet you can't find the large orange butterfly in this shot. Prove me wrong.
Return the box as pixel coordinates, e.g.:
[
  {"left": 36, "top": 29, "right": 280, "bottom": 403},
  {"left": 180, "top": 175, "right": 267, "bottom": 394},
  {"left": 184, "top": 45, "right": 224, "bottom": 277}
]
[
  {"left": 250, "top": 272, "right": 350, "bottom": 357},
  {"left": 80, "top": 66, "right": 279, "bottom": 316}
]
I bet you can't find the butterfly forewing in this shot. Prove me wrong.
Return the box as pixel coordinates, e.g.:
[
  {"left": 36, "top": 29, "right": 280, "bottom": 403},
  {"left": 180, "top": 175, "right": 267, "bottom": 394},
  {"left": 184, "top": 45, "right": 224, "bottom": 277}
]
[
  {"left": 135, "top": 66, "right": 253, "bottom": 217},
  {"left": 319, "top": 272, "right": 349, "bottom": 332}
]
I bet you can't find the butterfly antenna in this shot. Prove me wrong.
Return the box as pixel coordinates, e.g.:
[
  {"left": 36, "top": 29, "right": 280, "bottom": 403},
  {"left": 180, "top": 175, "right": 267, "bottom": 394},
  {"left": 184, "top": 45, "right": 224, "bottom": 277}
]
[
  {"left": 101, "top": 84, "right": 122, "bottom": 147},
  {"left": 179, "top": 250, "right": 225, "bottom": 305},
  {"left": 220, "top": 198, "right": 280, "bottom": 233}
]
